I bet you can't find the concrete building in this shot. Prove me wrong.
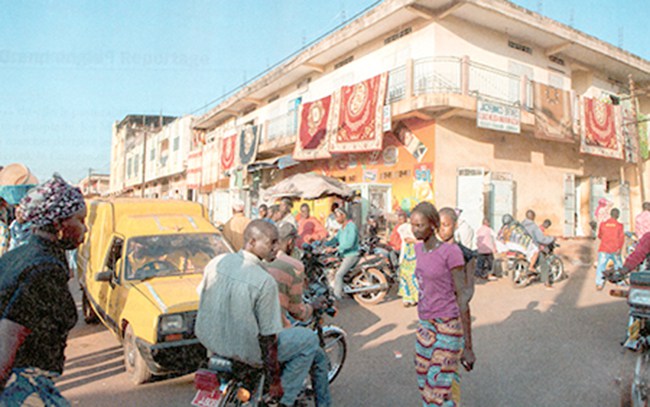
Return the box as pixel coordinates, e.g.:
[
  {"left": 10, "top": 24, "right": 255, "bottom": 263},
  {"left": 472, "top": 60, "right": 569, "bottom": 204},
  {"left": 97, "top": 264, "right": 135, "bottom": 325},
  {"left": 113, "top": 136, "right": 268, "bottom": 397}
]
[
  {"left": 191, "top": 0, "right": 650, "bottom": 235},
  {"left": 78, "top": 173, "right": 110, "bottom": 198},
  {"left": 109, "top": 115, "right": 177, "bottom": 196}
]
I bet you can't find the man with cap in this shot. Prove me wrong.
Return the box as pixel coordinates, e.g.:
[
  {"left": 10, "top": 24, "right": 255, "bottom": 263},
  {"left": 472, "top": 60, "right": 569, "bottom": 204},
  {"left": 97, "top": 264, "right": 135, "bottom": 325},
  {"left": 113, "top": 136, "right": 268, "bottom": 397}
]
[
  {"left": 222, "top": 198, "right": 251, "bottom": 252},
  {"left": 324, "top": 207, "right": 360, "bottom": 299},
  {"left": 264, "top": 222, "right": 331, "bottom": 406},
  {"left": 278, "top": 197, "right": 298, "bottom": 230}
]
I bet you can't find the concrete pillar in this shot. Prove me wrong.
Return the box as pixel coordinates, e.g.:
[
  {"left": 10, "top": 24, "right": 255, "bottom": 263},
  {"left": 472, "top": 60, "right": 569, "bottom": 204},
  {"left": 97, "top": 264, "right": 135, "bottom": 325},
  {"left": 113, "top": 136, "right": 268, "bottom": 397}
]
[{"left": 461, "top": 55, "right": 470, "bottom": 96}]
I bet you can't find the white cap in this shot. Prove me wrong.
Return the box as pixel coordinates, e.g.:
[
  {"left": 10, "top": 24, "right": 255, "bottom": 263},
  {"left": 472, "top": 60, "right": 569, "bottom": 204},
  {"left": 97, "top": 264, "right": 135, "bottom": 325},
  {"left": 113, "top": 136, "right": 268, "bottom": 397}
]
[{"left": 232, "top": 198, "right": 245, "bottom": 212}]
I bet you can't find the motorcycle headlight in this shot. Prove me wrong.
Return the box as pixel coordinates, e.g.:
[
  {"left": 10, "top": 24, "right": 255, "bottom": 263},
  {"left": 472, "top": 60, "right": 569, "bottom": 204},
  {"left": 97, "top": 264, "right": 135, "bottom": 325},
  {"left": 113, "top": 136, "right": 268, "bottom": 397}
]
[
  {"left": 629, "top": 288, "right": 650, "bottom": 308},
  {"left": 159, "top": 314, "right": 185, "bottom": 334}
]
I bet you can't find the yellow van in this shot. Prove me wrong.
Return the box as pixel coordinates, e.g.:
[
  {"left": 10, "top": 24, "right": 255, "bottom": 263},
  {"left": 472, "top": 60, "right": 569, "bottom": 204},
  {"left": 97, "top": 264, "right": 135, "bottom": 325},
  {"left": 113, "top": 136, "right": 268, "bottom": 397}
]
[{"left": 76, "top": 198, "right": 232, "bottom": 384}]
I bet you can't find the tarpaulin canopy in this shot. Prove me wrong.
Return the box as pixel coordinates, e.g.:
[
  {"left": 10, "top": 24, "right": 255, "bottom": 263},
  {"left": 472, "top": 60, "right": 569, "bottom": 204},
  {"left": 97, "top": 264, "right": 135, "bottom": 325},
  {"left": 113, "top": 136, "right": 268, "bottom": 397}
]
[{"left": 262, "top": 172, "right": 354, "bottom": 200}]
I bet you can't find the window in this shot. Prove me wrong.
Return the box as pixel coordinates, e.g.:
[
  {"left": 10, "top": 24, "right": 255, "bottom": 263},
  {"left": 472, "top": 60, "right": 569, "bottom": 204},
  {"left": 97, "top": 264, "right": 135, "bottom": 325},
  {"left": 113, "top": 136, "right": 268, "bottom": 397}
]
[
  {"left": 150, "top": 148, "right": 155, "bottom": 160},
  {"left": 508, "top": 40, "right": 533, "bottom": 55},
  {"left": 134, "top": 155, "right": 139, "bottom": 175},
  {"left": 173, "top": 137, "right": 180, "bottom": 151},
  {"left": 334, "top": 55, "right": 354, "bottom": 70},
  {"left": 384, "top": 27, "right": 412, "bottom": 45},
  {"left": 104, "top": 237, "right": 124, "bottom": 280},
  {"left": 127, "top": 158, "right": 132, "bottom": 178}
]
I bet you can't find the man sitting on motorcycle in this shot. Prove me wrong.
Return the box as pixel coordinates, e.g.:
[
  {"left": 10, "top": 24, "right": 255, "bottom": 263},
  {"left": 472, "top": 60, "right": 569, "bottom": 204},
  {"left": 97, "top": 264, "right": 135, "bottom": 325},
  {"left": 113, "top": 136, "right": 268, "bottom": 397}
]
[
  {"left": 195, "top": 220, "right": 330, "bottom": 407},
  {"left": 496, "top": 214, "right": 541, "bottom": 274},
  {"left": 324, "top": 207, "right": 360, "bottom": 300},
  {"left": 265, "top": 222, "right": 331, "bottom": 405},
  {"left": 522, "top": 210, "right": 555, "bottom": 288}
]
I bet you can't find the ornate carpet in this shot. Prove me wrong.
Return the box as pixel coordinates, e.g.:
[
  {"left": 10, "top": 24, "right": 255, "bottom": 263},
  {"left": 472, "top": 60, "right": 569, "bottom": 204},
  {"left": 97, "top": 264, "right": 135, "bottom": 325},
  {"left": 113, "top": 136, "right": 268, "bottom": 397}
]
[
  {"left": 329, "top": 73, "right": 388, "bottom": 153},
  {"left": 580, "top": 97, "right": 623, "bottom": 159}
]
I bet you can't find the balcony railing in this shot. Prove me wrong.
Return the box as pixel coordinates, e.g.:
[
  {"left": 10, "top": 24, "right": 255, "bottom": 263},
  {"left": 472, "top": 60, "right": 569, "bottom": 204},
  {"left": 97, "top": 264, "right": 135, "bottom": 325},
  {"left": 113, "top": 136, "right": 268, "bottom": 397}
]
[
  {"left": 265, "top": 110, "right": 298, "bottom": 143},
  {"left": 257, "top": 56, "right": 540, "bottom": 149},
  {"left": 468, "top": 61, "right": 521, "bottom": 105},
  {"left": 414, "top": 57, "right": 462, "bottom": 95}
]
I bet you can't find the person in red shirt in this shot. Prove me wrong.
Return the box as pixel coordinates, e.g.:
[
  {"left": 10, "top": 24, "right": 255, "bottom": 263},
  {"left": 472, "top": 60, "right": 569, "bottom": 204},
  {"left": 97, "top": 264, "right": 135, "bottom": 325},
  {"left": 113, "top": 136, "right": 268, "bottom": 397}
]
[
  {"left": 296, "top": 203, "right": 327, "bottom": 247},
  {"left": 388, "top": 211, "right": 408, "bottom": 252},
  {"left": 595, "top": 208, "right": 624, "bottom": 290}
]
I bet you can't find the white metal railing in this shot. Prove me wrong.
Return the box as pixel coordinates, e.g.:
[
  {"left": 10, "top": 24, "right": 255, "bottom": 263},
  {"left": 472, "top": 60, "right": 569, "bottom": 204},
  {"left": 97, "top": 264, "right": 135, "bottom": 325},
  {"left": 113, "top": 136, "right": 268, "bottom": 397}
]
[
  {"left": 265, "top": 110, "right": 298, "bottom": 142},
  {"left": 413, "top": 57, "right": 462, "bottom": 95},
  {"left": 386, "top": 66, "right": 407, "bottom": 103},
  {"left": 525, "top": 79, "right": 534, "bottom": 111},
  {"left": 468, "top": 61, "right": 521, "bottom": 105}
]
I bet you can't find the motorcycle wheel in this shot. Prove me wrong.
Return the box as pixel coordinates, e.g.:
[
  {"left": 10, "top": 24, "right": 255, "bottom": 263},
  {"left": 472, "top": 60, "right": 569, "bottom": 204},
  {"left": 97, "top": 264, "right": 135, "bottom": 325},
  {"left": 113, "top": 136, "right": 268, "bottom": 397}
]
[
  {"left": 351, "top": 268, "right": 388, "bottom": 305},
  {"left": 510, "top": 259, "right": 529, "bottom": 289},
  {"left": 322, "top": 327, "right": 347, "bottom": 384},
  {"left": 548, "top": 255, "right": 566, "bottom": 283},
  {"left": 621, "top": 351, "right": 650, "bottom": 407}
]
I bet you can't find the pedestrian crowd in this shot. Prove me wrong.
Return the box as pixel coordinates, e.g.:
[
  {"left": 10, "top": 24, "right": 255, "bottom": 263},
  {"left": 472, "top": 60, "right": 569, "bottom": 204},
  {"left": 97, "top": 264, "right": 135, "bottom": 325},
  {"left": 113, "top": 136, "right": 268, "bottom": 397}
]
[{"left": 7, "top": 175, "right": 650, "bottom": 407}]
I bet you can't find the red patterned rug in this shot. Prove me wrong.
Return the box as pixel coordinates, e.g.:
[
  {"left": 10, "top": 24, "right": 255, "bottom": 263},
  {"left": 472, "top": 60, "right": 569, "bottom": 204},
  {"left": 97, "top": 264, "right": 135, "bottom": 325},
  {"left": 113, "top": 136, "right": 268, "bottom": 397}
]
[
  {"left": 220, "top": 134, "right": 237, "bottom": 172},
  {"left": 329, "top": 73, "right": 388, "bottom": 153},
  {"left": 533, "top": 82, "right": 574, "bottom": 143},
  {"left": 293, "top": 95, "right": 334, "bottom": 161},
  {"left": 580, "top": 97, "right": 623, "bottom": 159}
]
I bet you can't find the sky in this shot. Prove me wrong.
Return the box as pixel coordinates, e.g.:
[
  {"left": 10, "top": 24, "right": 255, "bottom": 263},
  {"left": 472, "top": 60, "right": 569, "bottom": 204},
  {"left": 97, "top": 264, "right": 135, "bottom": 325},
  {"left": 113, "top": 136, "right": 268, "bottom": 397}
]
[{"left": 0, "top": 0, "right": 648, "bottom": 184}]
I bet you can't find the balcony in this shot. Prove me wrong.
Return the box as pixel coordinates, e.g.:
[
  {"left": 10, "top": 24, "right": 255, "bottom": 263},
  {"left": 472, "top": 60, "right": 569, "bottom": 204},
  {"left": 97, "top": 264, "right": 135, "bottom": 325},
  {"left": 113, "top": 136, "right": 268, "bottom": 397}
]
[{"left": 256, "top": 55, "right": 540, "bottom": 154}]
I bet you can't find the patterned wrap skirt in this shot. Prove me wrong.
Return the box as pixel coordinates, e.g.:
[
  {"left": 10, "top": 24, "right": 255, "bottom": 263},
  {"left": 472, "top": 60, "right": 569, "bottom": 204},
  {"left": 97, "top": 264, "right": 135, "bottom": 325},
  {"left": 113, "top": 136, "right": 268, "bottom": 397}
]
[
  {"left": 398, "top": 243, "right": 418, "bottom": 303},
  {"left": 0, "top": 367, "right": 69, "bottom": 407},
  {"left": 415, "top": 318, "right": 464, "bottom": 407}
]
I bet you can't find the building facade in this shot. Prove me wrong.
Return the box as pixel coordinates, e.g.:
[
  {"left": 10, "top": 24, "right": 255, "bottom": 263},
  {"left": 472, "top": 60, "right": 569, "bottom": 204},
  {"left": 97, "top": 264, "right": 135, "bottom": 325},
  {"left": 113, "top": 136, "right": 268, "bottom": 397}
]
[
  {"left": 109, "top": 115, "right": 177, "bottom": 196},
  {"left": 186, "top": 0, "right": 650, "bottom": 234}
]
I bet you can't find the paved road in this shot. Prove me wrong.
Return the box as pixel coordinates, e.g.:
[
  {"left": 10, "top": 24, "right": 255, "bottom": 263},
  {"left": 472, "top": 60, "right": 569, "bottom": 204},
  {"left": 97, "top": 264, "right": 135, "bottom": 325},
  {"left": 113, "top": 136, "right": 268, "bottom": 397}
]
[{"left": 59, "top": 238, "right": 632, "bottom": 406}]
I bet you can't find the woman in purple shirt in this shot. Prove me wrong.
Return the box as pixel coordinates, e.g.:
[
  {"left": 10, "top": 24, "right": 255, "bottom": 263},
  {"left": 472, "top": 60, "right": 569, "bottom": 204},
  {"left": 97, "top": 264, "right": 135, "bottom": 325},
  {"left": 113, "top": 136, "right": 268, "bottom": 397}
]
[{"left": 411, "top": 202, "right": 475, "bottom": 407}]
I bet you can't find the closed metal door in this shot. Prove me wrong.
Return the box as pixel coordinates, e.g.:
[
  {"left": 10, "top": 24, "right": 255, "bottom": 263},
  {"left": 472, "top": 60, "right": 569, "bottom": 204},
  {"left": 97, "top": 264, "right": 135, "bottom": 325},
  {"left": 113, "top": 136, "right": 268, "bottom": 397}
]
[
  {"left": 457, "top": 168, "right": 485, "bottom": 233},
  {"left": 564, "top": 174, "right": 576, "bottom": 237}
]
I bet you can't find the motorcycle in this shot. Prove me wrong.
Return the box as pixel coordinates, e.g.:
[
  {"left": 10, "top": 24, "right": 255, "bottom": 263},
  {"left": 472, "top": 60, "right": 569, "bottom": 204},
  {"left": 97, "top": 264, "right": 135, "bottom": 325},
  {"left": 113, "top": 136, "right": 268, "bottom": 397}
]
[
  {"left": 308, "top": 237, "right": 396, "bottom": 306},
  {"left": 191, "top": 252, "right": 347, "bottom": 407},
  {"left": 607, "top": 269, "right": 650, "bottom": 407},
  {"left": 506, "top": 241, "right": 566, "bottom": 288}
]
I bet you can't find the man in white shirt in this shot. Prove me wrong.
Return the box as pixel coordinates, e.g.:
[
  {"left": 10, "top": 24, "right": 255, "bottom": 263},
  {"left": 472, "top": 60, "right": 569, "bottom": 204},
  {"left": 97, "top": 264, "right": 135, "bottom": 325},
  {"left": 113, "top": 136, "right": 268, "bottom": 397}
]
[{"left": 196, "top": 220, "right": 329, "bottom": 406}]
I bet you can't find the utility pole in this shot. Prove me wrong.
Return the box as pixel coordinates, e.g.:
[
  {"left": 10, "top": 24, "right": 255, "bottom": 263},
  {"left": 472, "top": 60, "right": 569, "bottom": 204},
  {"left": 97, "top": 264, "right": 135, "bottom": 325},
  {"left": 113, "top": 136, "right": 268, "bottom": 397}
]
[
  {"left": 87, "top": 167, "right": 93, "bottom": 196},
  {"left": 141, "top": 130, "right": 147, "bottom": 198},
  {"left": 630, "top": 74, "right": 646, "bottom": 204}
]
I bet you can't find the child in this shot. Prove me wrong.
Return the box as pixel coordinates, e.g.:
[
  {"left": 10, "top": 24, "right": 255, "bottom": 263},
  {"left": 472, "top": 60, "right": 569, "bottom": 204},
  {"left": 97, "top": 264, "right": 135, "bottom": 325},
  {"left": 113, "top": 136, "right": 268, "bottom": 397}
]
[{"left": 595, "top": 208, "right": 624, "bottom": 290}]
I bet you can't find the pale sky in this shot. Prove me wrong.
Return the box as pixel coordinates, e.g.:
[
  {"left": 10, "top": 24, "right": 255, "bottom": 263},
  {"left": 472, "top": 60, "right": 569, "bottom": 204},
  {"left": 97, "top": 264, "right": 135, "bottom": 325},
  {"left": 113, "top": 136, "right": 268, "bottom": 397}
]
[{"left": 0, "top": 0, "right": 647, "bottom": 184}]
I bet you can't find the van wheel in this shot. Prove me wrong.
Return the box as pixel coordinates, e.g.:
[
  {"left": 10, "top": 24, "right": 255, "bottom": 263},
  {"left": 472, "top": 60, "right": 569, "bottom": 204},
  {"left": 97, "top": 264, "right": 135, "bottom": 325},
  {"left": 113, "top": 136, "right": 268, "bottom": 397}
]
[
  {"left": 81, "top": 292, "right": 98, "bottom": 324},
  {"left": 123, "top": 325, "right": 153, "bottom": 385}
]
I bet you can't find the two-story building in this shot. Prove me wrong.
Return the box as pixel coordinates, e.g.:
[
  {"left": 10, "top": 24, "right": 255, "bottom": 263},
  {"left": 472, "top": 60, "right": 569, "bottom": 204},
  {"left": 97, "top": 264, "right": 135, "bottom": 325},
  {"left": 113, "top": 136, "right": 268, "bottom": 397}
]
[
  {"left": 190, "top": 0, "right": 650, "bottom": 235},
  {"left": 109, "top": 114, "right": 177, "bottom": 196}
]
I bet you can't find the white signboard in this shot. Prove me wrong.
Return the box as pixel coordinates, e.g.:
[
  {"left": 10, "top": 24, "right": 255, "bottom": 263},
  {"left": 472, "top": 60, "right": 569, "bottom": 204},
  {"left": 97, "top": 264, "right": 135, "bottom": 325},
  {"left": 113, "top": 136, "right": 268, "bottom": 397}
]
[
  {"left": 477, "top": 99, "right": 521, "bottom": 134},
  {"left": 383, "top": 104, "right": 391, "bottom": 132}
]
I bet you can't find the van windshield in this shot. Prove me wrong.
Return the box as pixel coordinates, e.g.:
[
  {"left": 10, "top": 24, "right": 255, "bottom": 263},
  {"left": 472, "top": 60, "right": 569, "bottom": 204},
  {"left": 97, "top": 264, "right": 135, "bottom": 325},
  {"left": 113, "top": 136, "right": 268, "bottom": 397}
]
[{"left": 124, "top": 233, "right": 229, "bottom": 280}]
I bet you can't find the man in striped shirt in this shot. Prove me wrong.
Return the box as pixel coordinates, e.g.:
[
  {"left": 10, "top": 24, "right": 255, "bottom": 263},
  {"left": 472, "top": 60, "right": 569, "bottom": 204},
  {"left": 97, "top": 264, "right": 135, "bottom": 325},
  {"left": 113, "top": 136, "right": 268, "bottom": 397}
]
[
  {"left": 265, "top": 222, "right": 331, "bottom": 406},
  {"left": 266, "top": 222, "right": 327, "bottom": 327}
]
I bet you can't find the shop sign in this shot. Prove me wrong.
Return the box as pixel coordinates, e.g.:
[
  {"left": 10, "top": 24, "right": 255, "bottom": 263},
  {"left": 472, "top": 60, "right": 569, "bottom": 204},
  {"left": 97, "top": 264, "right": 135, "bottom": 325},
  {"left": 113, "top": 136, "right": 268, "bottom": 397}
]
[
  {"left": 363, "top": 169, "right": 378, "bottom": 183},
  {"left": 477, "top": 99, "right": 520, "bottom": 134},
  {"left": 383, "top": 105, "right": 391, "bottom": 132}
]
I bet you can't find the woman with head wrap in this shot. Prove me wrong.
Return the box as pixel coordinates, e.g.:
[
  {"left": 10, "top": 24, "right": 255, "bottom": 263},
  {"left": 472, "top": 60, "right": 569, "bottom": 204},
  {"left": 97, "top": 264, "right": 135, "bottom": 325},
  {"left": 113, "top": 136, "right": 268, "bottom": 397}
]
[{"left": 0, "top": 174, "right": 87, "bottom": 406}]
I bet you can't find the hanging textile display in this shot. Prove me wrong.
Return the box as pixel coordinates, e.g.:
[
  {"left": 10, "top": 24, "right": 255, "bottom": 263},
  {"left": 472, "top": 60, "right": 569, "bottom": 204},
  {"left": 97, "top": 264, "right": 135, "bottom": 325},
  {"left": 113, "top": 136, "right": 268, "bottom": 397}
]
[
  {"left": 293, "top": 95, "right": 334, "bottom": 161},
  {"left": 239, "top": 124, "right": 261, "bottom": 166},
  {"left": 533, "top": 82, "right": 574, "bottom": 143},
  {"left": 220, "top": 133, "right": 237, "bottom": 173},
  {"left": 621, "top": 99, "right": 639, "bottom": 164},
  {"left": 580, "top": 97, "right": 623, "bottom": 159},
  {"left": 329, "top": 72, "right": 388, "bottom": 153},
  {"left": 186, "top": 149, "right": 203, "bottom": 189}
]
